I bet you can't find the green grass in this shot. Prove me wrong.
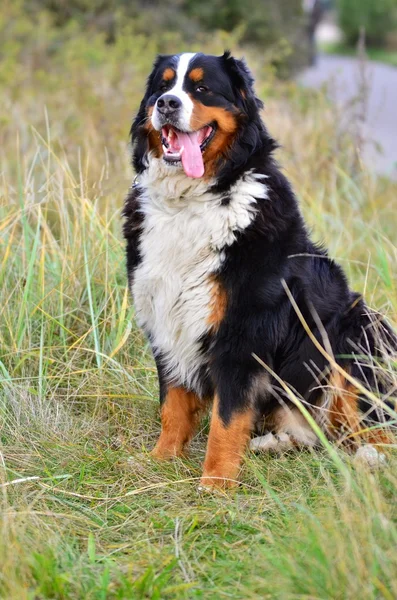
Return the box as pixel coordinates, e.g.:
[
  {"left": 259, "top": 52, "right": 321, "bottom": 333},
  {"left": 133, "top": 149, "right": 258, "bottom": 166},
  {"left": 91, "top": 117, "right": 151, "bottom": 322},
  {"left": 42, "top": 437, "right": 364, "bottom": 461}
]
[
  {"left": 1, "top": 5, "right": 397, "bottom": 599},
  {"left": 320, "top": 41, "right": 397, "bottom": 67}
]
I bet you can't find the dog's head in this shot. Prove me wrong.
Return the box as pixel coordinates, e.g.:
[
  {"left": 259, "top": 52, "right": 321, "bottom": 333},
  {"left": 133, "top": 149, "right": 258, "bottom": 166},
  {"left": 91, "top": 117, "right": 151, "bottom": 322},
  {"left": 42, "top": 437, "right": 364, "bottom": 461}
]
[{"left": 131, "top": 51, "right": 272, "bottom": 183}]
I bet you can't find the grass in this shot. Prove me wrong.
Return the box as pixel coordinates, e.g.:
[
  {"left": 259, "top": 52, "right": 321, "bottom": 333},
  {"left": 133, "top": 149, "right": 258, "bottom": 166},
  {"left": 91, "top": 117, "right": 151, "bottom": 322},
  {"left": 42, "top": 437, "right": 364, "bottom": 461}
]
[
  {"left": 1, "top": 6, "right": 397, "bottom": 599},
  {"left": 320, "top": 41, "right": 397, "bottom": 67}
]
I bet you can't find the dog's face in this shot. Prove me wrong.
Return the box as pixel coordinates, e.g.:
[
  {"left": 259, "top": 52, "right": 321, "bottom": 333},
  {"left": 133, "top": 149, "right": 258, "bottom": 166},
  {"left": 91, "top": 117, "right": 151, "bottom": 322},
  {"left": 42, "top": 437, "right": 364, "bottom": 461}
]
[{"left": 131, "top": 51, "right": 264, "bottom": 179}]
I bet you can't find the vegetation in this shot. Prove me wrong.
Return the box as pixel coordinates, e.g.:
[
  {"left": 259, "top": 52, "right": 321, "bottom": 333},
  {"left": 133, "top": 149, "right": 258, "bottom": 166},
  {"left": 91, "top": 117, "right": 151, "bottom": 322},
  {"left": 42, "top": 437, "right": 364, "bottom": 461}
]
[
  {"left": 16, "top": 0, "right": 311, "bottom": 74},
  {"left": 337, "top": 0, "right": 397, "bottom": 47},
  {"left": 1, "top": 1, "right": 397, "bottom": 598}
]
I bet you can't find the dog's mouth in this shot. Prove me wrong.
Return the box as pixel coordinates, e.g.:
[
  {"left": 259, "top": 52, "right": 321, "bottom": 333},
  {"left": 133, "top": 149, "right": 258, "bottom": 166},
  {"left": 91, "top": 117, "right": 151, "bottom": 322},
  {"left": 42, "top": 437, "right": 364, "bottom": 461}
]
[{"left": 161, "top": 124, "right": 216, "bottom": 178}]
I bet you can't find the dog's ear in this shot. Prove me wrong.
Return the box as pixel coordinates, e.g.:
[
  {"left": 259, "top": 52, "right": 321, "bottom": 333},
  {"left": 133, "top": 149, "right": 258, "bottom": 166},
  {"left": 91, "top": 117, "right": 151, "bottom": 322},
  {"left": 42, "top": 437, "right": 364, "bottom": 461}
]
[
  {"left": 221, "top": 50, "right": 263, "bottom": 113},
  {"left": 130, "top": 55, "right": 171, "bottom": 173}
]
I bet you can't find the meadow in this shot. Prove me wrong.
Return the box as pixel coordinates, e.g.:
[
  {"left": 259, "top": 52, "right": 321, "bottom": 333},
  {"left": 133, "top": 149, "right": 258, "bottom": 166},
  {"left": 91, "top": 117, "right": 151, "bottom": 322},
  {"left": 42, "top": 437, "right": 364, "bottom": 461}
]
[{"left": 1, "top": 5, "right": 397, "bottom": 599}]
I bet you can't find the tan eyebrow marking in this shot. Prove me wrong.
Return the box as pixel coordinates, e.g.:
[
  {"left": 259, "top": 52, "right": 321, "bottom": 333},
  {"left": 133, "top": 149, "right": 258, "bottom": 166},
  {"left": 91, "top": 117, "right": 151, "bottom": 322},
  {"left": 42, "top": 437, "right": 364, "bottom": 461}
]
[
  {"left": 189, "top": 67, "right": 204, "bottom": 82},
  {"left": 162, "top": 68, "right": 175, "bottom": 81}
]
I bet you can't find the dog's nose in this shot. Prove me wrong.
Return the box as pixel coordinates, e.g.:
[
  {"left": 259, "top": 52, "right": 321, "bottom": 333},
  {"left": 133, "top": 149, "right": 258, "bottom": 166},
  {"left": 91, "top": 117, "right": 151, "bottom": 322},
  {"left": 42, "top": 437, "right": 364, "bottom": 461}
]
[{"left": 157, "top": 94, "right": 182, "bottom": 115}]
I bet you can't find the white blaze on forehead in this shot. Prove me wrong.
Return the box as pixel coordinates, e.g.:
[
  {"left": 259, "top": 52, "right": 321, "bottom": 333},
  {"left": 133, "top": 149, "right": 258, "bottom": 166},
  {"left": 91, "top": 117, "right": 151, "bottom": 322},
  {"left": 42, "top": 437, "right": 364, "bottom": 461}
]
[
  {"left": 173, "top": 52, "right": 197, "bottom": 91},
  {"left": 152, "top": 52, "right": 196, "bottom": 132}
]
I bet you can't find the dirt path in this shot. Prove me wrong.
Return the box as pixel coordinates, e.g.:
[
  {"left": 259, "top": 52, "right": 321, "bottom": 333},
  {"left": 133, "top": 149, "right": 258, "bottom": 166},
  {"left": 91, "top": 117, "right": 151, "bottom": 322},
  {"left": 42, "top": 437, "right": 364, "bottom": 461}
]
[{"left": 298, "top": 53, "right": 397, "bottom": 178}]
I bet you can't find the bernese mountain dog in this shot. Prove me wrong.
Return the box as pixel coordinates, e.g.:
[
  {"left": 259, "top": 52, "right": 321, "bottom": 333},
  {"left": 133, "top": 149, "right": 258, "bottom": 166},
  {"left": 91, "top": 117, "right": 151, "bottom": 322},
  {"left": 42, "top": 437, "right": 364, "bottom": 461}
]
[{"left": 123, "top": 51, "right": 396, "bottom": 488}]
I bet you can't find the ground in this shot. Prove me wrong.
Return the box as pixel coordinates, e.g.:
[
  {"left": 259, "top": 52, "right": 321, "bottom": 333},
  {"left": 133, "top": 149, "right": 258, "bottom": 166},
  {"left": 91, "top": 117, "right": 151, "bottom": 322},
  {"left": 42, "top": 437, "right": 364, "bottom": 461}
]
[{"left": 299, "top": 54, "right": 397, "bottom": 177}]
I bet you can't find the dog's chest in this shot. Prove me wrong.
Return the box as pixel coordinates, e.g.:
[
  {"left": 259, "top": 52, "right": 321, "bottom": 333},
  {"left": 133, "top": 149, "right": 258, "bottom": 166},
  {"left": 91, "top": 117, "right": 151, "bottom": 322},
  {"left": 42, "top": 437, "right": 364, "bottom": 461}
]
[
  {"left": 130, "top": 167, "right": 266, "bottom": 388},
  {"left": 132, "top": 203, "right": 224, "bottom": 386}
]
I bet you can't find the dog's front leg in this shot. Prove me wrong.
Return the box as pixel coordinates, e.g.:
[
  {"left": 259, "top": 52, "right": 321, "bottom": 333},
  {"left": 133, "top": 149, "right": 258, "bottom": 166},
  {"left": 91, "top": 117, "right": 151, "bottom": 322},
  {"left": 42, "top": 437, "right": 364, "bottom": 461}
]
[
  {"left": 201, "top": 392, "right": 255, "bottom": 489},
  {"left": 151, "top": 386, "right": 207, "bottom": 459}
]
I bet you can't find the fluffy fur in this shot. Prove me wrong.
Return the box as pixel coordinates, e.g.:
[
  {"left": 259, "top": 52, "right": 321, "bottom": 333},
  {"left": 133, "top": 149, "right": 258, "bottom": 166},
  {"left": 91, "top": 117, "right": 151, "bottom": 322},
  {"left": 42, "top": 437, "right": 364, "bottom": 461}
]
[
  {"left": 132, "top": 161, "right": 266, "bottom": 393},
  {"left": 123, "top": 51, "right": 396, "bottom": 488}
]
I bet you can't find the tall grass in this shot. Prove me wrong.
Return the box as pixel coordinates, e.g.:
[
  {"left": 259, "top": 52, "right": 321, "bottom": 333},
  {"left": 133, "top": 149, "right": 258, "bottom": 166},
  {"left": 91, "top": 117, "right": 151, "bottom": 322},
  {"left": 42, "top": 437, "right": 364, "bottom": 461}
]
[{"left": 1, "top": 5, "right": 397, "bottom": 599}]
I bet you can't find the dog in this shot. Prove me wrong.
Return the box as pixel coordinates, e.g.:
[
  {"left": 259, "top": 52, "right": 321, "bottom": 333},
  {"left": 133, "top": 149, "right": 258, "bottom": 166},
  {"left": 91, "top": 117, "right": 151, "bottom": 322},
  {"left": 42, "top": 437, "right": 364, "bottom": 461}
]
[{"left": 123, "top": 51, "right": 396, "bottom": 488}]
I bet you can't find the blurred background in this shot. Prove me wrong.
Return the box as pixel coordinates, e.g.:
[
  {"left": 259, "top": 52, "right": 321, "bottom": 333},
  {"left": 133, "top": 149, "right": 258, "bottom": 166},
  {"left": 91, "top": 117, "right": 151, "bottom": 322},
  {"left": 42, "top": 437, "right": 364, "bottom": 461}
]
[{"left": 1, "top": 0, "right": 396, "bottom": 180}]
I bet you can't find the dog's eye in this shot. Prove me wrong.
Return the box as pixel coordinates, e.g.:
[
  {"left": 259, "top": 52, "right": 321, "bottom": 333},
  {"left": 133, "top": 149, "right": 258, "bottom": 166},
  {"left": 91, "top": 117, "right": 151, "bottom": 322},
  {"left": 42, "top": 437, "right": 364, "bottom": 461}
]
[
  {"left": 196, "top": 85, "right": 209, "bottom": 93},
  {"left": 160, "top": 82, "right": 171, "bottom": 92}
]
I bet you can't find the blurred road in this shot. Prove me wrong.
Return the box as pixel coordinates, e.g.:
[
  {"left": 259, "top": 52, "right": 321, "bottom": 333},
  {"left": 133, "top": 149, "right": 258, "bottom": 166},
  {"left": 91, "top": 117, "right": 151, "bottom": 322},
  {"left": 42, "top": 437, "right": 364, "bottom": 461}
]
[{"left": 298, "top": 54, "right": 397, "bottom": 178}]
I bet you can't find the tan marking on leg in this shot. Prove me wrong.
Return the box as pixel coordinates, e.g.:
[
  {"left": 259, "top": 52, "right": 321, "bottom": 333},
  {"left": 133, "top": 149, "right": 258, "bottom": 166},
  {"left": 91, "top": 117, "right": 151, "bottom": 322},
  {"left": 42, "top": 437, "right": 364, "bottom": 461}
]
[
  {"left": 327, "top": 372, "right": 361, "bottom": 445},
  {"left": 362, "top": 394, "right": 396, "bottom": 447},
  {"left": 325, "top": 373, "right": 395, "bottom": 448},
  {"left": 151, "top": 387, "right": 207, "bottom": 459},
  {"left": 364, "top": 429, "right": 395, "bottom": 446},
  {"left": 207, "top": 276, "right": 227, "bottom": 331},
  {"left": 201, "top": 396, "right": 254, "bottom": 488}
]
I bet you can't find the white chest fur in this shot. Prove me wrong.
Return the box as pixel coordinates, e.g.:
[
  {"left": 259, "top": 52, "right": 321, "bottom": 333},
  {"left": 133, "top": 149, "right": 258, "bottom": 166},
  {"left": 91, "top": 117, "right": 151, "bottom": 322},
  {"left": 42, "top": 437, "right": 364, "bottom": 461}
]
[{"left": 132, "top": 158, "right": 268, "bottom": 390}]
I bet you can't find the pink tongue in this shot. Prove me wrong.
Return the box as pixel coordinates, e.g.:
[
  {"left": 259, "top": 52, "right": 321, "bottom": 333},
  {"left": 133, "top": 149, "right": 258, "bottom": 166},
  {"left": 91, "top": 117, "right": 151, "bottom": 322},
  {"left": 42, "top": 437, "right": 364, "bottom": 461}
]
[{"left": 176, "top": 131, "right": 205, "bottom": 178}]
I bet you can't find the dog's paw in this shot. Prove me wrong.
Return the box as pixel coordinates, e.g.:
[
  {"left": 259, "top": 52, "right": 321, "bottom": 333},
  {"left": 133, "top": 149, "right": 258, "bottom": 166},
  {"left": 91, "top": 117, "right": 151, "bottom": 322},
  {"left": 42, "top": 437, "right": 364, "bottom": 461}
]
[
  {"left": 198, "top": 474, "right": 238, "bottom": 491},
  {"left": 353, "top": 444, "right": 387, "bottom": 469},
  {"left": 197, "top": 483, "right": 225, "bottom": 495},
  {"left": 249, "top": 432, "right": 293, "bottom": 453},
  {"left": 150, "top": 446, "right": 180, "bottom": 460}
]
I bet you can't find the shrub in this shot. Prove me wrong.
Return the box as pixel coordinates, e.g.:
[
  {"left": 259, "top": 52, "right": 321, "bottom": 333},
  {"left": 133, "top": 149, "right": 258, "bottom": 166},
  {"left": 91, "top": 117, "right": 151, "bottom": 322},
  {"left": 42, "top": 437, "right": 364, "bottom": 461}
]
[
  {"left": 20, "top": 0, "right": 311, "bottom": 74},
  {"left": 337, "top": 0, "right": 397, "bottom": 47}
]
